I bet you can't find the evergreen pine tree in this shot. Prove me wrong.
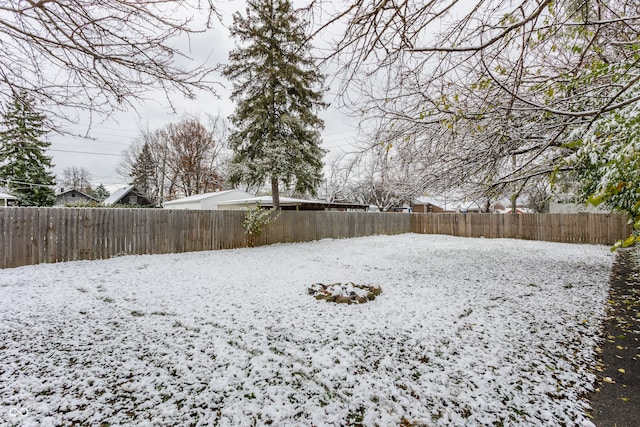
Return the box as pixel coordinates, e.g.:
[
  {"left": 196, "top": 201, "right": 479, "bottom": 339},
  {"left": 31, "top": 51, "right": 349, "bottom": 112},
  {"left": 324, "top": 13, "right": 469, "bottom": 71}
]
[
  {"left": 0, "top": 93, "right": 56, "bottom": 206},
  {"left": 223, "top": 0, "right": 327, "bottom": 207},
  {"left": 129, "top": 142, "right": 158, "bottom": 202},
  {"left": 92, "top": 184, "right": 110, "bottom": 202}
]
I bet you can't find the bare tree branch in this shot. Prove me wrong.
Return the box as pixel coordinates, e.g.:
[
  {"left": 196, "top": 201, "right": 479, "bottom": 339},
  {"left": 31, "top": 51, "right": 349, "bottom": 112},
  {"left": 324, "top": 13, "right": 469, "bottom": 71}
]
[
  {"left": 0, "top": 0, "right": 221, "bottom": 127},
  {"left": 313, "top": 0, "right": 640, "bottom": 203}
]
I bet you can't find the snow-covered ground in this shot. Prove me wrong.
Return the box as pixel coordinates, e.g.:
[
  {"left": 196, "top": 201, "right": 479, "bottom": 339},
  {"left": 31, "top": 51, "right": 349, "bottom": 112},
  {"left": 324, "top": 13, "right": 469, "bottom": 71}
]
[{"left": 0, "top": 233, "right": 614, "bottom": 426}]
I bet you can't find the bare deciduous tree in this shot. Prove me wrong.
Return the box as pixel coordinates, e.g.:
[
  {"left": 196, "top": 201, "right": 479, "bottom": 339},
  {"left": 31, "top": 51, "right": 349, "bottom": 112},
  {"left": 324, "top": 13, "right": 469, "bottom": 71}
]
[
  {"left": 321, "top": 122, "right": 439, "bottom": 211},
  {"left": 313, "top": 0, "right": 640, "bottom": 199},
  {"left": 60, "top": 166, "right": 93, "bottom": 193},
  {"left": 0, "top": 1, "right": 219, "bottom": 124},
  {"left": 320, "top": 152, "right": 358, "bottom": 203},
  {"left": 524, "top": 177, "right": 552, "bottom": 213},
  {"left": 163, "top": 118, "right": 224, "bottom": 198},
  {"left": 119, "top": 115, "right": 227, "bottom": 203}
]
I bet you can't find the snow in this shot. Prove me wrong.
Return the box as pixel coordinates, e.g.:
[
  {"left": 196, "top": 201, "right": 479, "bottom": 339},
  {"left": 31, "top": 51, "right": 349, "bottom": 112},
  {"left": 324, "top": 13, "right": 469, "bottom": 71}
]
[{"left": 0, "top": 233, "right": 613, "bottom": 426}]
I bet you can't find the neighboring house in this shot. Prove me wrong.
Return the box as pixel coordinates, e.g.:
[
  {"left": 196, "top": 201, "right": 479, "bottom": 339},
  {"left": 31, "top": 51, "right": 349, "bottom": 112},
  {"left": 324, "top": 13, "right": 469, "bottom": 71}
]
[
  {"left": 217, "top": 195, "right": 368, "bottom": 211},
  {"left": 0, "top": 191, "right": 18, "bottom": 207},
  {"left": 413, "top": 196, "right": 482, "bottom": 213},
  {"left": 103, "top": 185, "right": 155, "bottom": 207},
  {"left": 412, "top": 196, "right": 447, "bottom": 213},
  {"left": 162, "top": 189, "right": 255, "bottom": 210},
  {"left": 55, "top": 189, "right": 99, "bottom": 206},
  {"left": 548, "top": 201, "right": 609, "bottom": 214},
  {"left": 492, "top": 195, "right": 531, "bottom": 213},
  {"left": 388, "top": 204, "right": 413, "bottom": 213},
  {"left": 495, "top": 207, "right": 535, "bottom": 214}
]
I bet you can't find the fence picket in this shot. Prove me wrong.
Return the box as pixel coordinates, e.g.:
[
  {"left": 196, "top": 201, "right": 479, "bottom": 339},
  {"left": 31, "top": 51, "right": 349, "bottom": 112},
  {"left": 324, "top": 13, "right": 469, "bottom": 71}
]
[
  {"left": 0, "top": 208, "right": 633, "bottom": 269},
  {"left": 0, "top": 209, "right": 5, "bottom": 268}
]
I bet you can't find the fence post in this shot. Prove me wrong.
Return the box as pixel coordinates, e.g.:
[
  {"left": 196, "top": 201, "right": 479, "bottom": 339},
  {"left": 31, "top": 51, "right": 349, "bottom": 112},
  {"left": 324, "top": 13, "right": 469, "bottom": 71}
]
[{"left": 0, "top": 208, "right": 634, "bottom": 269}]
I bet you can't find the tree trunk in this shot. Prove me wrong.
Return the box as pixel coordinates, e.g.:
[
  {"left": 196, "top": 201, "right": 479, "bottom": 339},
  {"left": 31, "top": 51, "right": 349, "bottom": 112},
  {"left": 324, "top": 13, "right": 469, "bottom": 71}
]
[{"left": 271, "top": 176, "right": 280, "bottom": 209}]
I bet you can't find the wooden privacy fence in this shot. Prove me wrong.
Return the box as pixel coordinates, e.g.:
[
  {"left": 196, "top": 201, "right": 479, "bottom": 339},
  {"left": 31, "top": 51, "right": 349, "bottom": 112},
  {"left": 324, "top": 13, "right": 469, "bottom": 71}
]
[
  {"left": 411, "top": 213, "right": 631, "bottom": 245},
  {"left": 0, "top": 207, "right": 632, "bottom": 269},
  {"left": 0, "top": 208, "right": 409, "bottom": 269},
  {"left": 1, "top": 208, "right": 246, "bottom": 269},
  {"left": 253, "top": 210, "right": 409, "bottom": 246}
]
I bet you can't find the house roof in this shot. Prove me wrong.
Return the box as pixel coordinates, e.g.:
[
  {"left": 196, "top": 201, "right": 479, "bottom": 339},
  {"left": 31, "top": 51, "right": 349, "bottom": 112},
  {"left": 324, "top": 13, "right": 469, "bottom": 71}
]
[
  {"left": 414, "top": 195, "right": 447, "bottom": 209},
  {"left": 218, "top": 195, "right": 311, "bottom": 206},
  {"left": 56, "top": 189, "right": 98, "bottom": 201},
  {"left": 497, "top": 207, "right": 535, "bottom": 214},
  {"left": 162, "top": 189, "right": 253, "bottom": 206},
  {"left": 217, "top": 196, "right": 368, "bottom": 210},
  {"left": 0, "top": 192, "right": 17, "bottom": 200},
  {"left": 102, "top": 185, "right": 135, "bottom": 206},
  {"left": 414, "top": 195, "right": 482, "bottom": 212}
]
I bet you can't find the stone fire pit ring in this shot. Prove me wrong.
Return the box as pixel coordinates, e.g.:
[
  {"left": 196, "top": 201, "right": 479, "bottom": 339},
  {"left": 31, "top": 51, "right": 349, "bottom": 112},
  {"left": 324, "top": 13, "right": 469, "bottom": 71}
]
[{"left": 308, "top": 282, "right": 382, "bottom": 304}]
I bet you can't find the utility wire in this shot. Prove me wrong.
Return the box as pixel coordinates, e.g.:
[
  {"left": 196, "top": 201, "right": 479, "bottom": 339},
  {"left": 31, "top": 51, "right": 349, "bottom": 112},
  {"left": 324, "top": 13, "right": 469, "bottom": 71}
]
[
  {"left": 0, "top": 178, "right": 56, "bottom": 188},
  {"left": 48, "top": 148, "right": 125, "bottom": 157}
]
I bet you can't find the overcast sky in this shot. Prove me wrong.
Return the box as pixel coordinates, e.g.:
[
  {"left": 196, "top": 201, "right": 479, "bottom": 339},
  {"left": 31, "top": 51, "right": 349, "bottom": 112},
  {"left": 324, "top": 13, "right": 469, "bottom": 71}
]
[{"left": 47, "top": 1, "right": 359, "bottom": 192}]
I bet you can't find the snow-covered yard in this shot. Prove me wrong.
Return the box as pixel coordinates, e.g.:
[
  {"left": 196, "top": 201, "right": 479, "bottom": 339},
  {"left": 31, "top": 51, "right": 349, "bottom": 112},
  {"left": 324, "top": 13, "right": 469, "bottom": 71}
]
[{"left": 0, "top": 233, "right": 613, "bottom": 426}]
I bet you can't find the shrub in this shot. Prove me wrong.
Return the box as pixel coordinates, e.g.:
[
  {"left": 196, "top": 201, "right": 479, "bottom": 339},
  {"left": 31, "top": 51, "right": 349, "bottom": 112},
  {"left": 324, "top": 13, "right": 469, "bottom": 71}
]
[{"left": 243, "top": 207, "right": 278, "bottom": 246}]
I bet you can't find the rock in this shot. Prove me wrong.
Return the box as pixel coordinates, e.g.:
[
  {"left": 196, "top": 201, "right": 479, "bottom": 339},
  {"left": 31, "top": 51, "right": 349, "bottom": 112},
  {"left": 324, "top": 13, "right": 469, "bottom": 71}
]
[
  {"left": 369, "top": 285, "right": 382, "bottom": 296},
  {"left": 308, "top": 282, "right": 382, "bottom": 304}
]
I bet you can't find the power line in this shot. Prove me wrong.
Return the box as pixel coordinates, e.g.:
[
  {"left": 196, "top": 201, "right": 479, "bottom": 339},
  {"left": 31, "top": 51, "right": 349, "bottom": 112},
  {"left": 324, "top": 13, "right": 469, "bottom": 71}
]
[
  {"left": 59, "top": 134, "right": 136, "bottom": 146},
  {"left": 48, "top": 148, "right": 126, "bottom": 157},
  {"left": 62, "top": 123, "right": 143, "bottom": 137},
  {"left": 92, "top": 173, "right": 122, "bottom": 180},
  {"left": 1, "top": 142, "right": 125, "bottom": 157},
  {"left": 50, "top": 141, "right": 126, "bottom": 153},
  {"left": 0, "top": 178, "right": 55, "bottom": 189}
]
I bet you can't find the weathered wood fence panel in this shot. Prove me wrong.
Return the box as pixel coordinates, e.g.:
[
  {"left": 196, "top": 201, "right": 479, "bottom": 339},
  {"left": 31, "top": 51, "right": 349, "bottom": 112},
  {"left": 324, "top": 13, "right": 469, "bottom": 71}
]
[
  {"left": 410, "top": 213, "right": 631, "bottom": 245},
  {"left": 0, "top": 208, "right": 633, "bottom": 269},
  {"left": 253, "top": 211, "right": 410, "bottom": 247}
]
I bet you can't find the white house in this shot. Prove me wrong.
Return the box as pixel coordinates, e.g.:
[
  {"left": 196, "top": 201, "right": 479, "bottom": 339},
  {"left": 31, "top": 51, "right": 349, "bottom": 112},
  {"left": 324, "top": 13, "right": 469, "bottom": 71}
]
[
  {"left": 162, "top": 189, "right": 255, "bottom": 210},
  {"left": 216, "top": 195, "right": 369, "bottom": 211},
  {"left": 0, "top": 191, "right": 18, "bottom": 207},
  {"left": 217, "top": 195, "right": 316, "bottom": 210},
  {"left": 549, "top": 201, "right": 610, "bottom": 214}
]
